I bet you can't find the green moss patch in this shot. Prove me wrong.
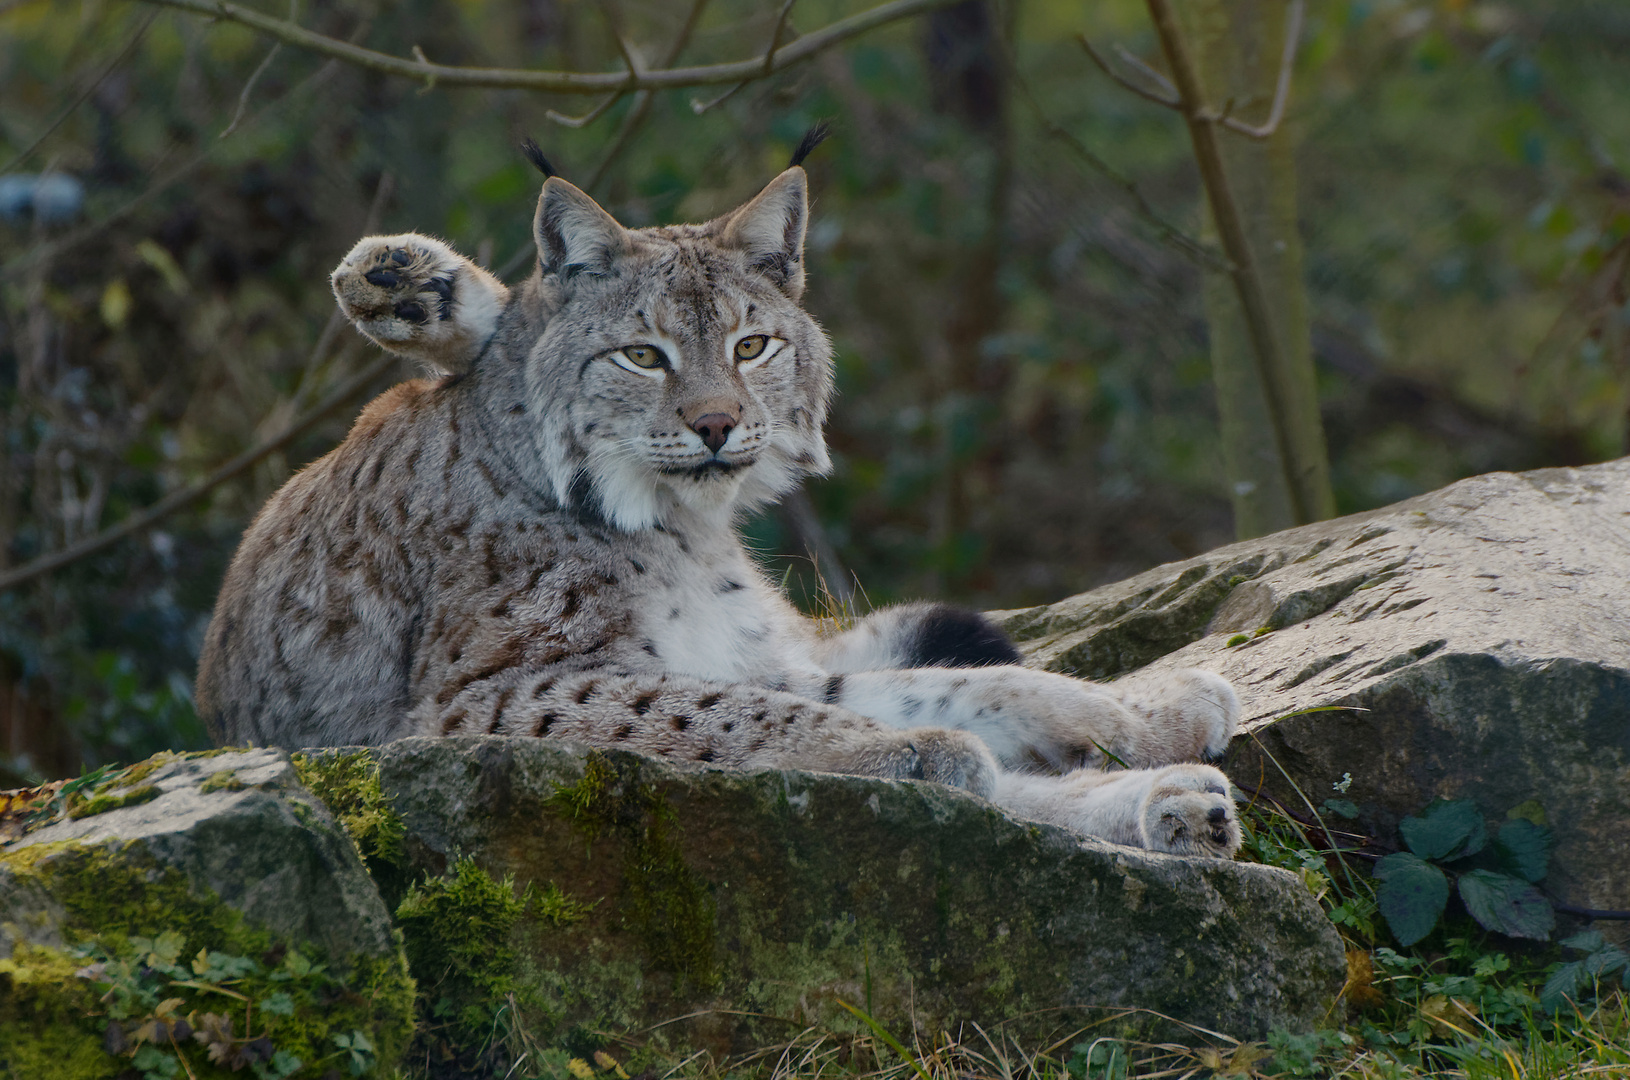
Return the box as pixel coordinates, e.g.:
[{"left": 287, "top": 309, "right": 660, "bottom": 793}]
[
  {"left": 546, "top": 752, "right": 717, "bottom": 992},
  {"left": 0, "top": 840, "right": 413, "bottom": 1079},
  {"left": 290, "top": 750, "right": 405, "bottom": 872}
]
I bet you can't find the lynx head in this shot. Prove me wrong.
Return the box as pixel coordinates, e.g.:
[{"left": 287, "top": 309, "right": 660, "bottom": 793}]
[{"left": 516, "top": 166, "right": 834, "bottom": 532}]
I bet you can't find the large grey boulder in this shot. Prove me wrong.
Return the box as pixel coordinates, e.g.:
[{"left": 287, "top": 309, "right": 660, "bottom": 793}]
[
  {"left": 372, "top": 736, "right": 1345, "bottom": 1054},
  {"left": 996, "top": 457, "right": 1630, "bottom": 920}
]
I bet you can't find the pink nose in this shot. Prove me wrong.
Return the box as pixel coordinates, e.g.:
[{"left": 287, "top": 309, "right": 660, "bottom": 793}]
[{"left": 690, "top": 413, "right": 736, "bottom": 453}]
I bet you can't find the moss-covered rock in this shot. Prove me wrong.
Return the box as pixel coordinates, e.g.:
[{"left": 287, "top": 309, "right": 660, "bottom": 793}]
[
  {"left": 0, "top": 749, "right": 414, "bottom": 1079},
  {"left": 372, "top": 736, "right": 1344, "bottom": 1062},
  {"left": 994, "top": 457, "right": 1630, "bottom": 927}
]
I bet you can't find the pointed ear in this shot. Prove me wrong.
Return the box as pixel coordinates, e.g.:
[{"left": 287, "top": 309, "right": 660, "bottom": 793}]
[
  {"left": 718, "top": 168, "right": 809, "bottom": 300},
  {"left": 533, "top": 177, "right": 628, "bottom": 277}
]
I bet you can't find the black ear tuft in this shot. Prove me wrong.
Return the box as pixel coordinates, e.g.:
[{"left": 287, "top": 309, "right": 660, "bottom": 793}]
[
  {"left": 520, "top": 137, "right": 556, "bottom": 179},
  {"left": 788, "top": 121, "right": 832, "bottom": 169}
]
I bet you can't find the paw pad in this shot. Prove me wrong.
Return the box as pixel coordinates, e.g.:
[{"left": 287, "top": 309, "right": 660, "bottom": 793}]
[{"left": 334, "top": 243, "right": 459, "bottom": 332}]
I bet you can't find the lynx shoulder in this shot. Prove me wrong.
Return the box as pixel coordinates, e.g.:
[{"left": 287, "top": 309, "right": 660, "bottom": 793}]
[{"left": 197, "top": 148, "right": 1244, "bottom": 858}]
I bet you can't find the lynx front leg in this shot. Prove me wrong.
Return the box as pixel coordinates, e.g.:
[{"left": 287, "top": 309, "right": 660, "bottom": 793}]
[
  {"left": 332, "top": 233, "right": 508, "bottom": 374},
  {"left": 420, "top": 666, "right": 999, "bottom": 798}
]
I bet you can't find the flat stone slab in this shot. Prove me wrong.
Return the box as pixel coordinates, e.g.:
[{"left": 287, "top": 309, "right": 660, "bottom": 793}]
[
  {"left": 372, "top": 736, "right": 1345, "bottom": 1053},
  {"left": 995, "top": 458, "right": 1630, "bottom": 918}
]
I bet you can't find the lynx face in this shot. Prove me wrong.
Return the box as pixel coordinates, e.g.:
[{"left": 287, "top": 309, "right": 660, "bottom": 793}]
[{"left": 518, "top": 175, "right": 834, "bottom": 531}]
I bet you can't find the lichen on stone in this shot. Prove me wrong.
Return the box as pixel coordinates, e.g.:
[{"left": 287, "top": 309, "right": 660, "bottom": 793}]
[
  {"left": 65, "top": 783, "right": 161, "bottom": 819},
  {"left": 200, "top": 769, "right": 245, "bottom": 794}
]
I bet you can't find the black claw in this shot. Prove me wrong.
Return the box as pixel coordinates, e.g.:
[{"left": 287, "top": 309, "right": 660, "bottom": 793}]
[
  {"left": 365, "top": 269, "right": 399, "bottom": 287},
  {"left": 393, "top": 300, "right": 427, "bottom": 322},
  {"left": 389, "top": 249, "right": 411, "bottom": 265}
]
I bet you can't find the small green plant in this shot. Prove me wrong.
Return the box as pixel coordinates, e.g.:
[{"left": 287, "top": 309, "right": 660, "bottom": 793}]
[
  {"left": 1542, "top": 931, "right": 1630, "bottom": 1011},
  {"left": 1373, "top": 798, "right": 1555, "bottom": 946}
]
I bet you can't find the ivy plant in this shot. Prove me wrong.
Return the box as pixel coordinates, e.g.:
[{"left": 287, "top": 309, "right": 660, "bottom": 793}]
[{"left": 1372, "top": 798, "right": 1555, "bottom": 946}]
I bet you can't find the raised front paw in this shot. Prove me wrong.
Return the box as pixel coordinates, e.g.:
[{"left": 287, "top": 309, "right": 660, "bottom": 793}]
[
  {"left": 331, "top": 233, "right": 507, "bottom": 373},
  {"left": 1139, "top": 763, "right": 1240, "bottom": 858}
]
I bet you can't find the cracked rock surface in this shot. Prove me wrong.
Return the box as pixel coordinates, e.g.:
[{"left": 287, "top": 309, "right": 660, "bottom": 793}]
[{"left": 995, "top": 457, "right": 1630, "bottom": 918}]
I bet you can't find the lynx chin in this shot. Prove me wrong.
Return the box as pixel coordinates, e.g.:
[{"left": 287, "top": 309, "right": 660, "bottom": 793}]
[{"left": 196, "top": 139, "right": 1243, "bottom": 858}]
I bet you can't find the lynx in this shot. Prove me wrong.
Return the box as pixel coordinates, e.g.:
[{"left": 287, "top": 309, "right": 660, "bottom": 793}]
[{"left": 196, "top": 139, "right": 1243, "bottom": 858}]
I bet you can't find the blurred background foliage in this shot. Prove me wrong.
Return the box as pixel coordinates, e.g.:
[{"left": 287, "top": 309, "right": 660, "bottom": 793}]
[{"left": 0, "top": 0, "right": 1626, "bottom": 780}]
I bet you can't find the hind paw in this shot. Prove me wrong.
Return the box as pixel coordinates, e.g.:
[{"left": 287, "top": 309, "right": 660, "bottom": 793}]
[
  {"left": 1139, "top": 764, "right": 1240, "bottom": 858},
  {"left": 331, "top": 233, "right": 507, "bottom": 373}
]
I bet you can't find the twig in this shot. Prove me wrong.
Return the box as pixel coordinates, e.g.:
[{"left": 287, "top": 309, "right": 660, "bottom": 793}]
[
  {"left": 1549, "top": 901, "right": 1630, "bottom": 922},
  {"left": 587, "top": 0, "right": 709, "bottom": 189},
  {"left": 1213, "top": 0, "right": 1303, "bottom": 139},
  {"left": 0, "top": 10, "right": 160, "bottom": 176},
  {"left": 763, "top": 0, "right": 798, "bottom": 74},
  {"left": 1077, "top": 34, "right": 1179, "bottom": 109},
  {"left": 598, "top": 0, "right": 642, "bottom": 82},
  {"left": 1113, "top": 43, "right": 1178, "bottom": 101},
  {"left": 1005, "top": 62, "right": 1228, "bottom": 273},
  {"left": 134, "top": 0, "right": 966, "bottom": 94},
  {"left": 0, "top": 349, "right": 396, "bottom": 594},
  {"left": 218, "top": 40, "right": 281, "bottom": 138},
  {"left": 546, "top": 92, "right": 625, "bottom": 129},
  {"left": 1144, "top": 0, "right": 1311, "bottom": 524},
  {"left": 693, "top": 0, "right": 798, "bottom": 114}
]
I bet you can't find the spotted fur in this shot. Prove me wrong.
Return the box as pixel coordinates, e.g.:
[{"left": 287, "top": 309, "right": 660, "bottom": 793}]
[{"left": 196, "top": 166, "right": 1243, "bottom": 857}]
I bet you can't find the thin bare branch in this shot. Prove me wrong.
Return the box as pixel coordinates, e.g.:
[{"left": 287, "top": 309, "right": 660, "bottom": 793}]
[
  {"left": 220, "top": 0, "right": 296, "bottom": 139},
  {"left": 690, "top": 82, "right": 744, "bottom": 115},
  {"left": 1077, "top": 33, "right": 1179, "bottom": 109},
  {"left": 598, "top": 0, "right": 643, "bottom": 81},
  {"left": 134, "top": 0, "right": 965, "bottom": 94},
  {"left": 587, "top": 0, "right": 710, "bottom": 189},
  {"left": 0, "top": 349, "right": 395, "bottom": 594},
  {"left": 546, "top": 92, "right": 625, "bottom": 128},
  {"left": 1112, "top": 42, "right": 1178, "bottom": 101},
  {"left": 0, "top": 10, "right": 159, "bottom": 176},
  {"left": 764, "top": 0, "right": 799, "bottom": 75},
  {"left": 1213, "top": 0, "right": 1303, "bottom": 138},
  {"left": 1005, "top": 61, "right": 1227, "bottom": 273},
  {"left": 693, "top": 0, "right": 798, "bottom": 114}
]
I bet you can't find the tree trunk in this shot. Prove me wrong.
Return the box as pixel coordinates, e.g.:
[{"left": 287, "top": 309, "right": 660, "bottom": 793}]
[{"left": 1159, "top": 0, "right": 1334, "bottom": 537}]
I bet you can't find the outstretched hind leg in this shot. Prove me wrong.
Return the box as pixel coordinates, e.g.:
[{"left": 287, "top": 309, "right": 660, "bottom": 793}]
[
  {"left": 331, "top": 233, "right": 508, "bottom": 374},
  {"left": 992, "top": 762, "right": 1240, "bottom": 858}
]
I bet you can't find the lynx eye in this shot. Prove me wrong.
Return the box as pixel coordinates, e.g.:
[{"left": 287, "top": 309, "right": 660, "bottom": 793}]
[
  {"left": 733, "top": 335, "right": 769, "bottom": 362},
  {"left": 620, "top": 344, "right": 666, "bottom": 369}
]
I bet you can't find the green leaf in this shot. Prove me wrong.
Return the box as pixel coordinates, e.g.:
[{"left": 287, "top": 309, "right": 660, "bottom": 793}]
[
  {"left": 1374, "top": 852, "right": 1449, "bottom": 947},
  {"left": 1398, "top": 798, "right": 1486, "bottom": 861},
  {"left": 1542, "top": 960, "right": 1587, "bottom": 1011},
  {"left": 1494, "top": 818, "right": 1551, "bottom": 882},
  {"left": 258, "top": 991, "right": 295, "bottom": 1016},
  {"left": 1457, "top": 869, "right": 1555, "bottom": 940},
  {"left": 1563, "top": 931, "right": 1607, "bottom": 953},
  {"left": 1322, "top": 798, "right": 1359, "bottom": 819},
  {"left": 1586, "top": 949, "right": 1628, "bottom": 978}
]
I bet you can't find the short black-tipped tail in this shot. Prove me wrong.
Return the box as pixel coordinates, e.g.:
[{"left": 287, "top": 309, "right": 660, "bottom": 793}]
[
  {"left": 520, "top": 137, "right": 556, "bottom": 179},
  {"left": 788, "top": 121, "right": 832, "bottom": 168}
]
